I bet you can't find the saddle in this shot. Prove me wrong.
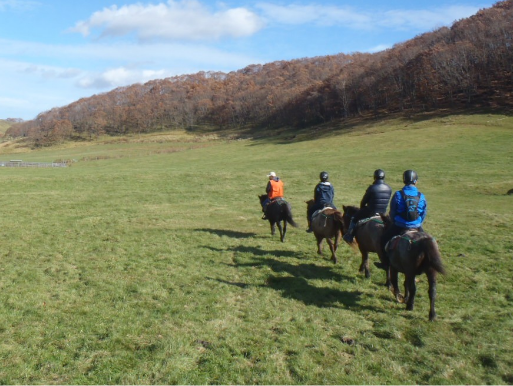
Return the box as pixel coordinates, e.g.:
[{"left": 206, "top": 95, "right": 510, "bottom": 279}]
[
  {"left": 385, "top": 230, "right": 433, "bottom": 252},
  {"left": 356, "top": 215, "right": 383, "bottom": 228},
  {"left": 312, "top": 206, "right": 334, "bottom": 219},
  {"left": 269, "top": 197, "right": 287, "bottom": 206}
]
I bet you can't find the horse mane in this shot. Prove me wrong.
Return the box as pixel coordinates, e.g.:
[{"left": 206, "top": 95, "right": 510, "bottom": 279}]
[
  {"left": 343, "top": 205, "right": 359, "bottom": 217},
  {"left": 379, "top": 213, "right": 392, "bottom": 227}
]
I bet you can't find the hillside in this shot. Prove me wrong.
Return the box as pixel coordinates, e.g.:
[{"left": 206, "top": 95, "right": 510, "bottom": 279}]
[
  {"left": 0, "top": 119, "right": 14, "bottom": 135},
  {"left": 0, "top": 113, "right": 511, "bottom": 383},
  {"left": 6, "top": 0, "right": 513, "bottom": 146}
]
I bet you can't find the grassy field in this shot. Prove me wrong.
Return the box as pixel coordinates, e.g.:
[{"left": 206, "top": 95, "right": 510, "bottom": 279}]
[{"left": 0, "top": 114, "right": 511, "bottom": 384}]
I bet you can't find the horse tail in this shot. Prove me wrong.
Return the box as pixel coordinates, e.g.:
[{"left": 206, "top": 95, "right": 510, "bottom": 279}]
[
  {"left": 419, "top": 238, "right": 445, "bottom": 275},
  {"left": 284, "top": 203, "right": 299, "bottom": 228}
]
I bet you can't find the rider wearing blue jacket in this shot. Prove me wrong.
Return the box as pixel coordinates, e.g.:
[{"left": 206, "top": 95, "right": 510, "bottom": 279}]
[
  {"left": 381, "top": 170, "right": 427, "bottom": 266},
  {"left": 306, "top": 171, "right": 336, "bottom": 232}
]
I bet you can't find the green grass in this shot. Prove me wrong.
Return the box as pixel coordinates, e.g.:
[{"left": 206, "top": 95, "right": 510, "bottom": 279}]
[{"left": 0, "top": 114, "right": 511, "bottom": 384}]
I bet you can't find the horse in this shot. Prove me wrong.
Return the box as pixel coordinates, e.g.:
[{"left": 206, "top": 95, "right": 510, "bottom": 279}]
[
  {"left": 342, "top": 205, "right": 391, "bottom": 286},
  {"left": 305, "top": 199, "right": 345, "bottom": 263},
  {"left": 258, "top": 195, "right": 298, "bottom": 242},
  {"left": 380, "top": 214, "right": 446, "bottom": 321}
]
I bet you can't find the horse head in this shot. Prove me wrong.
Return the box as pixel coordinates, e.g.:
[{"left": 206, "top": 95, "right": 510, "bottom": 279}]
[{"left": 342, "top": 205, "right": 359, "bottom": 229}]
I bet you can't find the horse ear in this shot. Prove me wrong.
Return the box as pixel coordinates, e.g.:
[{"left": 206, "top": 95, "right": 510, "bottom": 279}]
[{"left": 343, "top": 205, "right": 347, "bottom": 210}]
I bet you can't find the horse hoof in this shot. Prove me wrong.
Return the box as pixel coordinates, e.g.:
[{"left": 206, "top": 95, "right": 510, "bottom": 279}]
[{"left": 396, "top": 294, "right": 405, "bottom": 303}]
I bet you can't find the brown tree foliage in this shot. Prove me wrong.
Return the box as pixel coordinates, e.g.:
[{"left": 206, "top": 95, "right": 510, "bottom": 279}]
[{"left": 7, "top": 1, "right": 513, "bottom": 144}]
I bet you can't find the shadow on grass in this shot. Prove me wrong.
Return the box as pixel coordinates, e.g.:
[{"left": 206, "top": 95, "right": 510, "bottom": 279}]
[
  {"left": 206, "top": 243, "right": 365, "bottom": 308},
  {"left": 264, "top": 275, "right": 361, "bottom": 308},
  {"left": 195, "top": 228, "right": 257, "bottom": 239}
]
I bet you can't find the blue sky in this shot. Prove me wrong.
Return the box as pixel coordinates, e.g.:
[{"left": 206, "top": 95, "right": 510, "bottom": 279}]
[{"left": 0, "top": 0, "right": 498, "bottom": 120}]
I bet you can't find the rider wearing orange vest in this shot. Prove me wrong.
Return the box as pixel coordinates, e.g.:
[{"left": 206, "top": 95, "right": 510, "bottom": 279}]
[{"left": 262, "top": 171, "right": 284, "bottom": 219}]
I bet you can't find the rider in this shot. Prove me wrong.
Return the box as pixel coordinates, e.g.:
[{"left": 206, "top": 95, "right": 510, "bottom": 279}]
[
  {"left": 343, "top": 169, "right": 392, "bottom": 243},
  {"left": 380, "top": 169, "right": 427, "bottom": 266},
  {"left": 261, "top": 171, "right": 284, "bottom": 219},
  {"left": 306, "top": 171, "right": 336, "bottom": 232}
]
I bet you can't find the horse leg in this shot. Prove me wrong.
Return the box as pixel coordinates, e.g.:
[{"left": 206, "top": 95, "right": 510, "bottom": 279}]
[
  {"left": 376, "top": 248, "right": 391, "bottom": 288},
  {"left": 326, "top": 238, "right": 337, "bottom": 264},
  {"left": 316, "top": 235, "right": 324, "bottom": 256},
  {"left": 270, "top": 222, "right": 276, "bottom": 236},
  {"left": 277, "top": 222, "right": 284, "bottom": 242},
  {"left": 390, "top": 268, "right": 403, "bottom": 303},
  {"left": 405, "top": 275, "right": 417, "bottom": 311},
  {"left": 359, "top": 250, "right": 370, "bottom": 278},
  {"left": 281, "top": 221, "right": 287, "bottom": 243},
  {"left": 427, "top": 270, "right": 438, "bottom": 321}
]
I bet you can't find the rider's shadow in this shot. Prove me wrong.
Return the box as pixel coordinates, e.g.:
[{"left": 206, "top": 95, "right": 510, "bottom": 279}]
[
  {"left": 205, "top": 243, "right": 362, "bottom": 308},
  {"left": 264, "top": 275, "right": 362, "bottom": 308},
  {"left": 195, "top": 228, "right": 257, "bottom": 239}
]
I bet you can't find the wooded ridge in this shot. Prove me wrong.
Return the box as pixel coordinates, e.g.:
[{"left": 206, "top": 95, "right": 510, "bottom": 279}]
[{"left": 7, "top": 0, "right": 513, "bottom": 146}]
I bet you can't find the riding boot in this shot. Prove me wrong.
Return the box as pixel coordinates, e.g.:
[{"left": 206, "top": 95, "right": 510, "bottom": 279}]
[{"left": 343, "top": 218, "right": 356, "bottom": 243}]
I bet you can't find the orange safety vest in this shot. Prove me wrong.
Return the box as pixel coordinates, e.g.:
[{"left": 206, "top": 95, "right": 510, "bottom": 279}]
[{"left": 268, "top": 179, "right": 284, "bottom": 199}]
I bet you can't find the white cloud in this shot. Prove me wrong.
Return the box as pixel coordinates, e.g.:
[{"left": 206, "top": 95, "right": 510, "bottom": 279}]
[
  {"left": 77, "top": 67, "right": 172, "bottom": 89},
  {"left": 69, "top": 0, "right": 264, "bottom": 42},
  {"left": 256, "top": 3, "right": 370, "bottom": 28},
  {"left": 0, "top": 0, "right": 39, "bottom": 11},
  {"left": 368, "top": 44, "right": 392, "bottom": 53},
  {"left": 22, "top": 64, "right": 82, "bottom": 79},
  {"left": 379, "top": 6, "right": 480, "bottom": 31},
  {"left": 256, "top": 2, "right": 480, "bottom": 31}
]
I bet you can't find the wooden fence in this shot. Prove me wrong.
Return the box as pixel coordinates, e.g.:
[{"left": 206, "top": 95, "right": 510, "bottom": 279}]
[{"left": 0, "top": 160, "right": 68, "bottom": 168}]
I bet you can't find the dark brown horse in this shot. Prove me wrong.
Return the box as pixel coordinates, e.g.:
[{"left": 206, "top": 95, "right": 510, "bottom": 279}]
[
  {"left": 258, "top": 195, "right": 298, "bottom": 242},
  {"left": 380, "top": 214, "right": 446, "bottom": 321},
  {"left": 342, "top": 205, "right": 390, "bottom": 286},
  {"left": 306, "top": 199, "right": 345, "bottom": 263}
]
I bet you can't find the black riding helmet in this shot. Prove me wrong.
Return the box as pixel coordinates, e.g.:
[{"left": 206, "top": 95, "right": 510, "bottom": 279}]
[
  {"left": 403, "top": 170, "right": 418, "bottom": 184},
  {"left": 320, "top": 171, "right": 329, "bottom": 182},
  {"left": 374, "top": 169, "right": 385, "bottom": 180}
]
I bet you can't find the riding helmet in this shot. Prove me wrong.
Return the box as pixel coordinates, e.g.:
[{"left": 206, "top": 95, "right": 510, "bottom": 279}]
[
  {"left": 320, "top": 171, "right": 329, "bottom": 182},
  {"left": 403, "top": 170, "right": 418, "bottom": 184},
  {"left": 374, "top": 169, "right": 385, "bottom": 180}
]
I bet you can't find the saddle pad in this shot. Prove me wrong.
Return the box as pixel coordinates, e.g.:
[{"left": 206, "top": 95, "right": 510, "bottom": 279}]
[
  {"left": 312, "top": 206, "right": 333, "bottom": 219},
  {"left": 356, "top": 215, "right": 382, "bottom": 227},
  {"left": 385, "top": 230, "right": 428, "bottom": 252}
]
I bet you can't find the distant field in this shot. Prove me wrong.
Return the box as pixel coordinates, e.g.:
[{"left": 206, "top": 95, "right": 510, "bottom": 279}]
[{"left": 0, "top": 114, "right": 511, "bottom": 384}]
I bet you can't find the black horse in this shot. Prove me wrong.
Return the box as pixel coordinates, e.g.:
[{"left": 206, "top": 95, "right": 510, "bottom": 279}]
[
  {"left": 258, "top": 195, "right": 298, "bottom": 242},
  {"left": 342, "top": 205, "right": 390, "bottom": 285},
  {"left": 380, "top": 214, "right": 446, "bottom": 321}
]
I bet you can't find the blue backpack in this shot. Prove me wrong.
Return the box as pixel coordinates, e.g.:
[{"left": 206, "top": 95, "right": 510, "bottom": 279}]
[{"left": 400, "top": 189, "right": 421, "bottom": 222}]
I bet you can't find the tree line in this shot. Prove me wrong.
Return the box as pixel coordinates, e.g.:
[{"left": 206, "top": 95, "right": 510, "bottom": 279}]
[{"left": 7, "top": 0, "right": 513, "bottom": 146}]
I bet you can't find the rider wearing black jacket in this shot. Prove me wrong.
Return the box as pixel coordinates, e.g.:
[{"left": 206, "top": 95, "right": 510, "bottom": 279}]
[{"left": 343, "top": 169, "right": 392, "bottom": 243}]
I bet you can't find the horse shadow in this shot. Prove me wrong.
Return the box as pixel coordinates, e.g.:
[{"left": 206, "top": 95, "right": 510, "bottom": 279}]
[
  {"left": 195, "top": 228, "right": 257, "bottom": 239},
  {"left": 205, "top": 244, "right": 363, "bottom": 309},
  {"left": 254, "top": 256, "right": 361, "bottom": 308}
]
